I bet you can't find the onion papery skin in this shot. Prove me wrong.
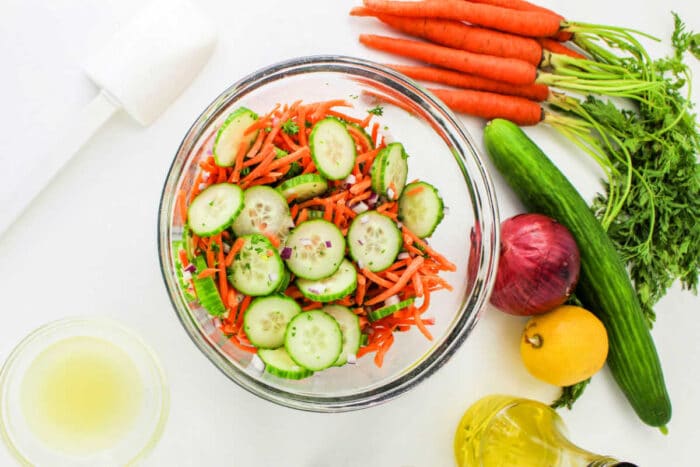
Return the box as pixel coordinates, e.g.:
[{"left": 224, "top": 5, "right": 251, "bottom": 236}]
[{"left": 491, "top": 213, "right": 581, "bottom": 315}]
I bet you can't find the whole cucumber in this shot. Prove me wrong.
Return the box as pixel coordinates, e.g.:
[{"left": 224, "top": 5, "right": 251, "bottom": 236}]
[{"left": 483, "top": 118, "right": 671, "bottom": 428}]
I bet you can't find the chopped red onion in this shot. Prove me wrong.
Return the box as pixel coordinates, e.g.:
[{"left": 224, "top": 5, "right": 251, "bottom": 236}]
[
  {"left": 198, "top": 183, "right": 207, "bottom": 190},
  {"left": 357, "top": 239, "right": 364, "bottom": 246},
  {"left": 347, "top": 354, "right": 357, "bottom": 364},
  {"left": 201, "top": 172, "right": 210, "bottom": 180},
  {"left": 352, "top": 201, "right": 369, "bottom": 214},
  {"left": 280, "top": 247, "right": 293, "bottom": 259},
  {"left": 367, "top": 193, "right": 378, "bottom": 207},
  {"left": 357, "top": 260, "right": 365, "bottom": 269},
  {"left": 182, "top": 270, "right": 192, "bottom": 281},
  {"left": 184, "top": 263, "right": 197, "bottom": 273},
  {"left": 325, "top": 240, "right": 332, "bottom": 248},
  {"left": 397, "top": 252, "right": 410, "bottom": 260},
  {"left": 344, "top": 174, "right": 357, "bottom": 186},
  {"left": 307, "top": 286, "right": 323, "bottom": 295},
  {"left": 396, "top": 221, "right": 403, "bottom": 229},
  {"left": 384, "top": 295, "right": 400, "bottom": 307},
  {"left": 386, "top": 187, "right": 395, "bottom": 199},
  {"left": 223, "top": 243, "right": 231, "bottom": 253}
]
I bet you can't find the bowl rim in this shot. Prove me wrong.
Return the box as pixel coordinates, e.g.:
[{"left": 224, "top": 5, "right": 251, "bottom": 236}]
[{"left": 157, "top": 54, "right": 500, "bottom": 412}]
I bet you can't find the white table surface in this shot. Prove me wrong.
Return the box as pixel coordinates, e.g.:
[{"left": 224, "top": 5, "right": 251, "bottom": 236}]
[{"left": 1, "top": 1, "right": 698, "bottom": 465}]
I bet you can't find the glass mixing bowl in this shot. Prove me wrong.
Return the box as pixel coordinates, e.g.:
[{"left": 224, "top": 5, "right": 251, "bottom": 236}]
[{"left": 158, "top": 55, "right": 499, "bottom": 412}]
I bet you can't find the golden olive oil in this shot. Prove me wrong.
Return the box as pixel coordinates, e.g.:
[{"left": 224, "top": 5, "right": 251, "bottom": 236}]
[
  {"left": 20, "top": 336, "right": 144, "bottom": 454},
  {"left": 454, "top": 395, "right": 621, "bottom": 467}
]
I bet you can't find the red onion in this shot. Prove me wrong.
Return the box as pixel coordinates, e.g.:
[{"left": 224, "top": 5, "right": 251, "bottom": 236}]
[
  {"left": 280, "top": 247, "right": 292, "bottom": 260},
  {"left": 490, "top": 213, "right": 580, "bottom": 316},
  {"left": 184, "top": 263, "right": 197, "bottom": 274},
  {"left": 366, "top": 193, "right": 379, "bottom": 208}
]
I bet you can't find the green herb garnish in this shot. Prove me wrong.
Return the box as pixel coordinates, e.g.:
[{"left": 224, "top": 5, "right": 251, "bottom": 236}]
[
  {"left": 281, "top": 119, "right": 299, "bottom": 135},
  {"left": 367, "top": 105, "right": 384, "bottom": 116}
]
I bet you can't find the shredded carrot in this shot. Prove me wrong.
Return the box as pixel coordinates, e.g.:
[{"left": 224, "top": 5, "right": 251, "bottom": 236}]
[
  {"left": 197, "top": 268, "right": 218, "bottom": 279},
  {"left": 229, "top": 141, "right": 249, "bottom": 183},
  {"left": 356, "top": 275, "right": 367, "bottom": 305},
  {"left": 225, "top": 237, "right": 246, "bottom": 267},
  {"left": 365, "top": 257, "right": 424, "bottom": 306},
  {"left": 362, "top": 268, "right": 394, "bottom": 288},
  {"left": 350, "top": 178, "right": 372, "bottom": 194},
  {"left": 178, "top": 249, "right": 190, "bottom": 268}
]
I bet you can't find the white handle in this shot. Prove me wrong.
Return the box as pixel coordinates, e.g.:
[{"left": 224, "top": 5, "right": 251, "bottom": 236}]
[{"left": 0, "top": 91, "right": 118, "bottom": 238}]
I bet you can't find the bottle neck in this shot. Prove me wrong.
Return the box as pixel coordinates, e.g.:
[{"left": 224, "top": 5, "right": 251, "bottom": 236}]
[{"left": 587, "top": 458, "right": 636, "bottom": 467}]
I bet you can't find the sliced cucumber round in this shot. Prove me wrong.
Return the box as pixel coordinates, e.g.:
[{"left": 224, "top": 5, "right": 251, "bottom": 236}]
[
  {"left": 368, "top": 297, "right": 415, "bottom": 322},
  {"left": 187, "top": 183, "right": 244, "bottom": 237},
  {"left": 228, "top": 234, "right": 284, "bottom": 296},
  {"left": 192, "top": 256, "right": 226, "bottom": 316},
  {"left": 213, "top": 107, "right": 259, "bottom": 167},
  {"left": 370, "top": 142, "right": 408, "bottom": 199},
  {"left": 275, "top": 267, "right": 292, "bottom": 293},
  {"left": 277, "top": 174, "right": 328, "bottom": 202},
  {"left": 232, "top": 185, "right": 293, "bottom": 238},
  {"left": 285, "top": 220, "right": 346, "bottom": 280},
  {"left": 285, "top": 310, "right": 343, "bottom": 371},
  {"left": 258, "top": 347, "right": 313, "bottom": 380},
  {"left": 347, "top": 211, "right": 403, "bottom": 272},
  {"left": 398, "top": 181, "right": 445, "bottom": 238},
  {"left": 309, "top": 117, "right": 356, "bottom": 180},
  {"left": 243, "top": 295, "right": 301, "bottom": 349},
  {"left": 322, "top": 305, "right": 361, "bottom": 366},
  {"left": 296, "top": 259, "right": 357, "bottom": 303}
]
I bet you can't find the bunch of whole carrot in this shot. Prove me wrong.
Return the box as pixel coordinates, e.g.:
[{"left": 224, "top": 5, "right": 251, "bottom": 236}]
[{"left": 351, "top": 0, "right": 657, "bottom": 126}]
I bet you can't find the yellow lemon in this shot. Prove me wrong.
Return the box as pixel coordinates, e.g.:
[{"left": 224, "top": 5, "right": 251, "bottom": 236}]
[{"left": 520, "top": 305, "right": 608, "bottom": 387}]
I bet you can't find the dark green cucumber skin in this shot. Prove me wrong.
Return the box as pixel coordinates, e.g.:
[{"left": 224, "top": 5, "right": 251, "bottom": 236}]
[{"left": 484, "top": 119, "right": 671, "bottom": 427}]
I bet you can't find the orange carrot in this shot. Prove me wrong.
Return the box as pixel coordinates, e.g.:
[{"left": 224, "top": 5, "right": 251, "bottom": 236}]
[
  {"left": 465, "top": 0, "right": 572, "bottom": 40},
  {"left": 350, "top": 178, "right": 372, "bottom": 195},
  {"left": 387, "top": 64, "right": 550, "bottom": 102},
  {"left": 356, "top": 275, "right": 367, "bottom": 305},
  {"left": 197, "top": 268, "right": 218, "bottom": 279},
  {"left": 262, "top": 231, "right": 281, "bottom": 248},
  {"left": 365, "top": 257, "right": 424, "bottom": 306},
  {"left": 413, "top": 304, "right": 433, "bottom": 340},
  {"left": 412, "top": 272, "right": 424, "bottom": 298},
  {"left": 352, "top": 8, "right": 543, "bottom": 66},
  {"left": 228, "top": 334, "right": 257, "bottom": 354},
  {"left": 229, "top": 141, "right": 249, "bottom": 183},
  {"left": 359, "top": 34, "right": 537, "bottom": 86},
  {"left": 537, "top": 38, "right": 586, "bottom": 60},
  {"left": 245, "top": 129, "right": 266, "bottom": 159},
  {"left": 361, "top": 0, "right": 563, "bottom": 37},
  {"left": 362, "top": 268, "right": 395, "bottom": 289},
  {"left": 178, "top": 248, "right": 190, "bottom": 269},
  {"left": 429, "top": 88, "right": 544, "bottom": 126},
  {"left": 225, "top": 237, "right": 246, "bottom": 267}
]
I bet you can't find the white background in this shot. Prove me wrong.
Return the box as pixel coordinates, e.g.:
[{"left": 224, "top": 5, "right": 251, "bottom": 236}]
[{"left": 1, "top": 1, "right": 698, "bottom": 465}]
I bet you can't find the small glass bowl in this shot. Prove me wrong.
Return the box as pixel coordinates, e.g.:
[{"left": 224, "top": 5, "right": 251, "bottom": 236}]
[
  {"left": 158, "top": 55, "right": 499, "bottom": 412},
  {"left": 0, "top": 317, "right": 169, "bottom": 466}
]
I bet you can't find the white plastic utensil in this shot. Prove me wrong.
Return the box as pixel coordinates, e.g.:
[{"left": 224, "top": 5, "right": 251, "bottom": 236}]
[{"left": 0, "top": 0, "right": 216, "bottom": 237}]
